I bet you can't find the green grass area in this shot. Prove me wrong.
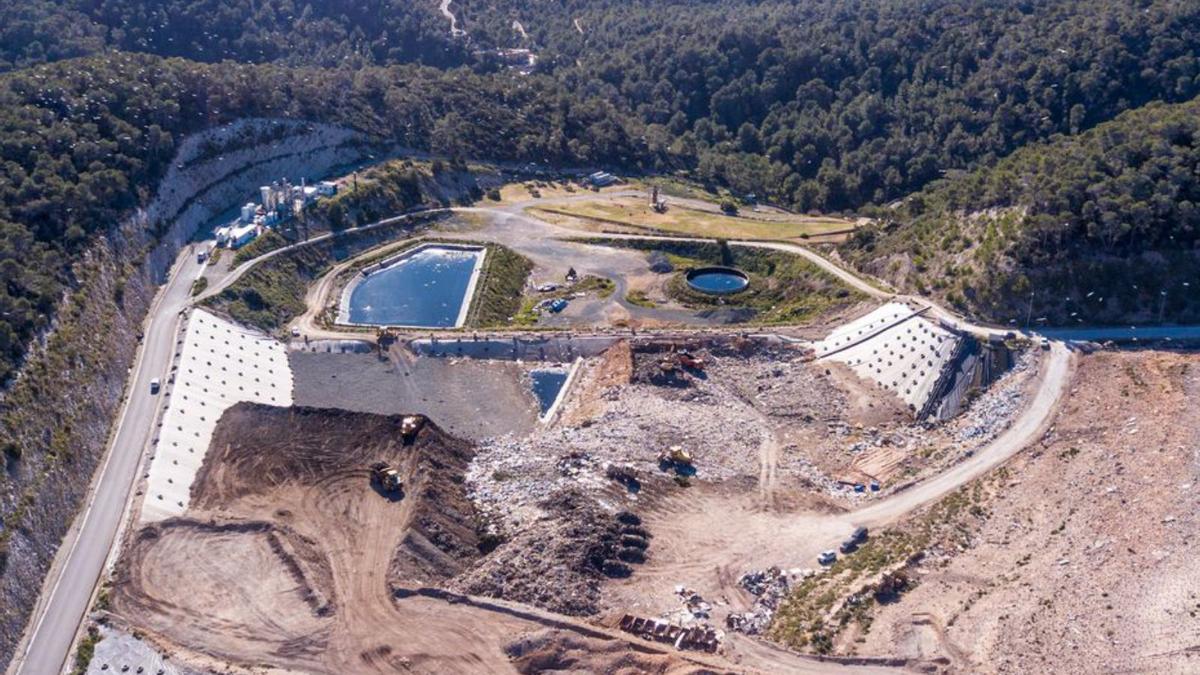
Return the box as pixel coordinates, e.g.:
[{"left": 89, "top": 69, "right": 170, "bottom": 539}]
[
  {"left": 465, "top": 245, "right": 535, "bottom": 328},
  {"left": 512, "top": 275, "right": 613, "bottom": 326},
  {"left": 231, "top": 229, "right": 289, "bottom": 265},
  {"left": 529, "top": 196, "right": 852, "bottom": 241},
  {"left": 582, "top": 238, "right": 864, "bottom": 324}
]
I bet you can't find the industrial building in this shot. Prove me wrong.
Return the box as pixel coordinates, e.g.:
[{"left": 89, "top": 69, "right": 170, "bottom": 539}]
[{"left": 212, "top": 177, "right": 338, "bottom": 249}]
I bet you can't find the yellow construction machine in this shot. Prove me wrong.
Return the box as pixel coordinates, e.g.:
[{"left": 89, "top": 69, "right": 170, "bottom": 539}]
[
  {"left": 658, "top": 445, "right": 694, "bottom": 469},
  {"left": 371, "top": 462, "right": 402, "bottom": 493}
]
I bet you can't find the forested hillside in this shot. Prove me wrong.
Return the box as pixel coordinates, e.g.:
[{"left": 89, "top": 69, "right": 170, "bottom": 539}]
[
  {"left": 6, "top": 1, "right": 1200, "bottom": 215},
  {"left": 842, "top": 96, "right": 1200, "bottom": 325},
  {"left": 0, "top": 0, "right": 462, "bottom": 70},
  {"left": 1, "top": 0, "right": 1198, "bottom": 381},
  {"left": 0, "top": 52, "right": 650, "bottom": 382}
]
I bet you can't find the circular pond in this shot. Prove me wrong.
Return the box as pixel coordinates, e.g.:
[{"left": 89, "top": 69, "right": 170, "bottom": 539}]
[{"left": 685, "top": 266, "right": 749, "bottom": 295}]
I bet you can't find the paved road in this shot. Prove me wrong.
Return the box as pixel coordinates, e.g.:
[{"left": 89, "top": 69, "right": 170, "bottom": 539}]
[
  {"left": 15, "top": 186, "right": 1200, "bottom": 675},
  {"left": 14, "top": 249, "right": 204, "bottom": 675}
]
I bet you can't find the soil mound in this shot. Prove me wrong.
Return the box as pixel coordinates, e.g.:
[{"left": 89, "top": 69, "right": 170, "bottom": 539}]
[
  {"left": 194, "top": 403, "right": 481, "bottom": 583},
  {"left": 505, "top": 629, "right": 722, "bottom": 674},
  {"left": 111, "top": 403, "right": 506, "bottom": 672}
]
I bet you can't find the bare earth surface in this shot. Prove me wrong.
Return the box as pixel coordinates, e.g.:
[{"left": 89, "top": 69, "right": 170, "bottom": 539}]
[
  {"left": 111, "top": 405, "right": 523, "bottom": 674},
  {"left": 857, "top": 350, "right": 1200, "bottom": 673}
]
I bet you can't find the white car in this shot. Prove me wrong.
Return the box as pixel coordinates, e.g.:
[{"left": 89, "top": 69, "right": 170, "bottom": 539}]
[{"left": 817, "top": 550, "right": 837, "bottom": 565}]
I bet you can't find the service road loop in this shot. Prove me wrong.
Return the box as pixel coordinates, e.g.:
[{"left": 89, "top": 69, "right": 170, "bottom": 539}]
[{"left": 14, "top": 187, "right": 1169, "bottom": 675}]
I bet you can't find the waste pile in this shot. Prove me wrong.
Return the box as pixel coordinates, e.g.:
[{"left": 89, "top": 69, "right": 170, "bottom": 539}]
[
  {"left": 453, "top": 489, "right": 650, "bottom": 616},
  {"left": 951, "top": 348, "right": 1036, "bottom": 443},
  {"left": 726, "top": 567, "right": 816, "bottom": 635}
]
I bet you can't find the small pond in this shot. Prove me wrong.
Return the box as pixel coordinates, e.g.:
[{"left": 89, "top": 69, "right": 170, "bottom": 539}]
[
  {"left": 530, "top": 369, "right": 569, "bottom": 415},
  {"left": 345, "top": 246, "right": 482, "bottom": 327},
  {"left": 685, "top": 267, "right": 749, "bottom": 295}
]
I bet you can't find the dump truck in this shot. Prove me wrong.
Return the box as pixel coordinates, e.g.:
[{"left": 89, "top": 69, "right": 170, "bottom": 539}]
[
  {"left": 400, "top": 415, "right": 424, "bottom": 443},
  {"left": 371, "top": 462, "right": 402, "bottom": 493}
]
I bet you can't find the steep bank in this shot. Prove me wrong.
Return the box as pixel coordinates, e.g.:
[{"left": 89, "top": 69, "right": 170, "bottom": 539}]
[{"left": 0, "top": 119, "right": 376, "bottom": 669}]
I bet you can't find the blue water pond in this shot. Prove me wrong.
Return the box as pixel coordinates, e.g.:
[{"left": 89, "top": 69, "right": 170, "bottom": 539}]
[
  {"left": 347, "top": 246, "right": 481, "bottom": 327},
  {"left": 531, "top": 369, "right": 569, "bottom": 415},
  {"left": 685, "top": 267, "right": 749, "bottom": 295}
]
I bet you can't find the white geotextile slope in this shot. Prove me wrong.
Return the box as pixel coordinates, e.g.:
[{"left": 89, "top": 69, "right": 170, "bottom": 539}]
[
  {"left": 141, "top": 310, "right": 293, "bottom": 522},
  {"left": 815, "top": 302, "right": 960, "bottom": 411}
]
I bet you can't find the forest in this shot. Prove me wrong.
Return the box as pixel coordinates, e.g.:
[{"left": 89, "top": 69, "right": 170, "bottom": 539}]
[
  {"left": 0, "top": 0, "right": 1198, "bottom": 381},
  {"left": 842, "top": 97, "right": 1200, "bottom": 324}
]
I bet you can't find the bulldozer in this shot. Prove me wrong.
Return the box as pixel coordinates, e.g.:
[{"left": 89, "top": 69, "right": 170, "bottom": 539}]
[
  {"left": 376, "top": 327, "right": 400, "bottom": 355},
  {"left": 371, "top": 462, "right": 402, "bottom": 493},
  {"left": 676, "top": 350, "right": 705, "bottom": 370},
  {"left": 657, "top": 445, "right": 694, "bottom": 472},
  {"left": 400, "top": 415, "right": 424, "bottom": 443}
]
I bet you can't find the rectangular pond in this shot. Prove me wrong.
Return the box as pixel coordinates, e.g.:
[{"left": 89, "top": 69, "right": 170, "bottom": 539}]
[
  {"left": 530, "top": 369, "right": 569, "bottom": 416},
  {"left": 339, "top": 244, "right": 486, "bottom": 328}
]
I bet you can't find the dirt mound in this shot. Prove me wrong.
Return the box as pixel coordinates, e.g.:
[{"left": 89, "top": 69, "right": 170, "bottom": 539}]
[
  {"left": 631, "top": 345, "right": 710, "bottom": 389},
  {"left": 505, "top": 629, "right": 722, "bottom": 674},
  {"left": 111, "top": 403, "right": 525, "bottom": 672},
  {"left": 194, "top": 403, "right": 481, "bottom": 583},
  {"left": 454, "top": 489, "right": 650, "bottom": 616},
  {"left": 851, "top": 351, "right": 1200, "bottom": 672}
]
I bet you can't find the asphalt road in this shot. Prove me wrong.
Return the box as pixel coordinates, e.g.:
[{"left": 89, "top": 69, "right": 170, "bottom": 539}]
[
  {"left": 15, "top": 249, "right": 204, "bottom": 675},
  {"left": 14, "top": 187, "right": 1200, "bottom": 674}
]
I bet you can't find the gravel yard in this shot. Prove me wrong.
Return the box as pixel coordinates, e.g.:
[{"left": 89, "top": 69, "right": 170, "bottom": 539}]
[{"left": 290, "top": 345, "right": 546, "bottom": 441}]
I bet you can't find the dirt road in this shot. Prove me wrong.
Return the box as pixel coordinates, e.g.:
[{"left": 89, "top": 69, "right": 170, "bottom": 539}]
[{"left": 607, "top": 343, "right": 1074, "bottom": 631}]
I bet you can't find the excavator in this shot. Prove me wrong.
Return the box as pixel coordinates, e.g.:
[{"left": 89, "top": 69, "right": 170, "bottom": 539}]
[{"left": 676, "top": 350, "right": 706, "bottom": 370}]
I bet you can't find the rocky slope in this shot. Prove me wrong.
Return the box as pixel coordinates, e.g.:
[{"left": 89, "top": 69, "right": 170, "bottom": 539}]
[{"left": 0, "top": 119, "right": 375, "bottom": 669}]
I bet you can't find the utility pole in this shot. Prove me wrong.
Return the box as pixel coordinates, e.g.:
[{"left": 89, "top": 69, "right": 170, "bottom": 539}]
[{"left": 1024, "top": 290, "right": 1035, "bottom": 329}]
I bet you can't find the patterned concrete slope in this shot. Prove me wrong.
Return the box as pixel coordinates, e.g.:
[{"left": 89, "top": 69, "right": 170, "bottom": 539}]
[
  {"left": 814, "top": 302, "right": 960, "bottom": 412},
  {"left": 141, "top": 310, "right": 293, "bottom": 522}
]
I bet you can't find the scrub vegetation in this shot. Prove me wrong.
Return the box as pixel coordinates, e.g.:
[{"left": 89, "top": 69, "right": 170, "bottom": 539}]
[
  {"left": 844, "top": 97, "right": 1200, "bottom": 325},
  {"left": 0, "top": 0, "right": 1197, "bottom": 385},
  {"left": 770, "top": 483, "right": 992, "bottom": 653},
  {"left": 205, "top": 215, "right": 443, "bottom": 332},
  {"left": 464, "top": 245, "right": 535, "bottom": 328}
]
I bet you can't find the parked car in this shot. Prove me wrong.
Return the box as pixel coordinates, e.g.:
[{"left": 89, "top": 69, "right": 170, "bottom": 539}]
[{"left": 817, "top": 550, "right": 837, "bottom": 565}]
